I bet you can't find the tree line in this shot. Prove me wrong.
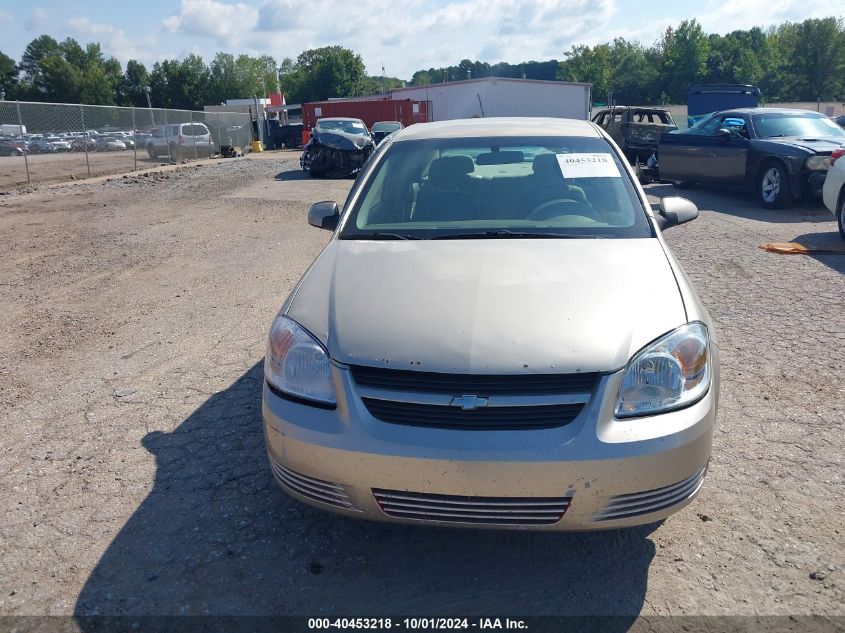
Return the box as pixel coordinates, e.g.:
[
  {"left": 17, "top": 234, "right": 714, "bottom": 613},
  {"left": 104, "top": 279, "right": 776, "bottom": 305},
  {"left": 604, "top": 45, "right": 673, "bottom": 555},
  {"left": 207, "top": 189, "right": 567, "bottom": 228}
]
[
  {"left": 413, "top": 18, "right": 845, "bottom": 104},
  {"left": 0, "top": 17, "right": 843, "bottom": 110},
  {"left": 0, "top": 37, "right": 402, "bottom": 110}
]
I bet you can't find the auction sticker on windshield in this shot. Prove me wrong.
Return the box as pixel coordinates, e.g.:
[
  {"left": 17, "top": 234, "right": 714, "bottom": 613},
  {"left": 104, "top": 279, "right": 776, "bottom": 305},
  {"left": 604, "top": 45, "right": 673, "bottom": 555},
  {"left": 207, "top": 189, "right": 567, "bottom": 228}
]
[{"left": 557, "top": 153, "right": 620, "bottom": 178}]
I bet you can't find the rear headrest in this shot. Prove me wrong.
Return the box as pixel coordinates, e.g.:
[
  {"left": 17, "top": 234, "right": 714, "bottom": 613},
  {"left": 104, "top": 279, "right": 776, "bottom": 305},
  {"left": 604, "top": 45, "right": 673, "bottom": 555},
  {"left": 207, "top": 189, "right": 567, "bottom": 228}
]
[
  {"left": 476, "top": 150, "right": 524, "bottom": 165},
  {"left": 532, "top": 153, "right": 562, "bottom": 179},
  {"left": 427, "top": 155, "right": 474, "bottom": 189}
]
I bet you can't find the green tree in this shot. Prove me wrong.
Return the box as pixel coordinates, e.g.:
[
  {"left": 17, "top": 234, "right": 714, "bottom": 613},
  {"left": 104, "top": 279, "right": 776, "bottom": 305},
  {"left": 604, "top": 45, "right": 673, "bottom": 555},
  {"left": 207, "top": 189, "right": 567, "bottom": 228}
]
[
  {"left": 660, "top": 20, "right": 709, "bottom": 102},
  {"left": 80, "top": 63, "right": 114, "bottom": 104},
  {"left": 20, "top": 35, "right": 61, "bottom": 79},
  {"left": 291, "top": 46, "right": 366, "bottom": 103},
  {"left": 60, "top": 38, "right": 87, "bottom": 71},
  {"left": 608, "top": 39, "right": 659, "bottom": 104},
  {"left": 174, "top": 54, "right": 209, "bottom": 109},
  {"left": 119, "top": 60, "right": 150, "bottom": 106},
  {"left": 557, "top": 44, "right": 612, "bottom": 100},
  {"left": 39, "top": 55, "right": 82, "bottom": 102},
  {"left": 0, "top": 50, "right": 18, "bottom": 98},
  {"left": 773, "top": 18, "right": 845, "bottom": 100}
]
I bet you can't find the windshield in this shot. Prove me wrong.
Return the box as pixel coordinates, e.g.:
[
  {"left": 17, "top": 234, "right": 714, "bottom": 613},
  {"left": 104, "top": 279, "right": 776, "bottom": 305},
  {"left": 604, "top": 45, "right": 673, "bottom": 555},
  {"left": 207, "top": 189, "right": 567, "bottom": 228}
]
[
  {"left": 316, "top": 119, "right": 368, "bottom": 135},
  {"left": 373, "top": 122, "right": 402, "bottom": 132},
  {"left": 752, "top": 113, "right": 845, "bottom": 139},
  {"left": 339, "top": 136, "right": 652, "bottom": 240}
]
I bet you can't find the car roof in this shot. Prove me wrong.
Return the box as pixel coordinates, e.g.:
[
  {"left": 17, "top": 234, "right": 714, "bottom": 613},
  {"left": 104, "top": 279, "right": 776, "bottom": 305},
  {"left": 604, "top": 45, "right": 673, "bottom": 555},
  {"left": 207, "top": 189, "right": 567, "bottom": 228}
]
[
  {"left": 317, "top": 117, "right": 365, "bottom": 123},
  {"left": 394, "top": 117, "right": 601, "bottom": 141},
  {"left": 599, "top": 106, "right": 670, "bottom": 112},
  {"left": 717, "top": 107, "right": 826, "bottom": 116}
]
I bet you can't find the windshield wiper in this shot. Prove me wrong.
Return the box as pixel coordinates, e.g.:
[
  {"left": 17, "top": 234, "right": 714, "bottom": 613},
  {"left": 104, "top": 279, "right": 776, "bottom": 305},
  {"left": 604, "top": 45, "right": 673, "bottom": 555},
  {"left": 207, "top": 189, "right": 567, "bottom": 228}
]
[
  {"left": 429, "top": 230, "right": 595, "bottom": 240},
  {"left": 353, "top": 232, "right": 423, "bottom": 240}
]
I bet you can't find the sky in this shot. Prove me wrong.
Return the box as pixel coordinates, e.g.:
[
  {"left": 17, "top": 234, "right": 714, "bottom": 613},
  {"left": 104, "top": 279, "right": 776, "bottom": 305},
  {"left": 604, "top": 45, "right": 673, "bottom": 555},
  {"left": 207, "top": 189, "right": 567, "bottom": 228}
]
[{"left": 0, "top": 0, "right": 840, "bottom": 80}]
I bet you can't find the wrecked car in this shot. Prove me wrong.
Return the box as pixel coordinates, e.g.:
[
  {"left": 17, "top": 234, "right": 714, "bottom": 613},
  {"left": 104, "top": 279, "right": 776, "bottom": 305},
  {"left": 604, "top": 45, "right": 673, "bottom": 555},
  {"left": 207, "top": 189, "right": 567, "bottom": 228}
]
[
  {"left": 300, "top": 117, "right": 375, "bottom": 178},
  {"left": 592, "top": 107, "right": 678, "bottom": 180}
]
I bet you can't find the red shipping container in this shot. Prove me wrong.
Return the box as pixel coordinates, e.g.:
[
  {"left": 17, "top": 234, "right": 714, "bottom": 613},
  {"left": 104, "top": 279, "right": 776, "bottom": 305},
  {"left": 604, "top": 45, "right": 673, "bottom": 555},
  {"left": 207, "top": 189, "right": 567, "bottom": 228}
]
[{"left": 302, "top": 99, "right": 431, "bottom": 131}]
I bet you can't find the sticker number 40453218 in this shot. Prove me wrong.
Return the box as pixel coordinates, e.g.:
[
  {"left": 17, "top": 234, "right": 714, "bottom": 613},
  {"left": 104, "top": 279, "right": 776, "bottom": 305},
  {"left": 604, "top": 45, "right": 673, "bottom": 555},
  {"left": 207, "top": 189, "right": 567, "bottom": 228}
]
[{"left": 556, "top": 153, "right": 621, "bottom": 179}]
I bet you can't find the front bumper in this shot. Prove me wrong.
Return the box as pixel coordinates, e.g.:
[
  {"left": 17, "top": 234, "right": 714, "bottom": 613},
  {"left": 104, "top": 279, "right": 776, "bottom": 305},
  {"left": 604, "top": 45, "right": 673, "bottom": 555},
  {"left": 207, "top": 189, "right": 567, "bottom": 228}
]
[
  {"left": 263, "top": 362, "right": 718, "bottom": 531},
  {"left": 807, "top": 170, "right": 828, "bottom": 197}
]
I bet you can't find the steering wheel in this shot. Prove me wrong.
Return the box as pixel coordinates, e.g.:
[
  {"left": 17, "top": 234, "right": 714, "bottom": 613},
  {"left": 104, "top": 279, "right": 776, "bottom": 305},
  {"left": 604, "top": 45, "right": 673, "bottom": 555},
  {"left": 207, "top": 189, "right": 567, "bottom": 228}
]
[{"left": 526, "top": 198, "right": 599, "bottom": 222}]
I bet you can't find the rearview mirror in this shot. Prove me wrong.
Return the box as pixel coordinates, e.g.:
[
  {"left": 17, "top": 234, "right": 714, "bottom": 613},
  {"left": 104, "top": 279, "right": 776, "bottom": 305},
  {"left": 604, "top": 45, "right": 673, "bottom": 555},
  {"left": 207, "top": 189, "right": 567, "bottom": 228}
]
[
  {"left": 653, "top": 197, "right": 698, "bottom": 230},
  {"left": 308, "top": 201, "right": 340, "bottom": 231},
  {"left": 717, "top": 128, "right": 731, "bottom": 141}
]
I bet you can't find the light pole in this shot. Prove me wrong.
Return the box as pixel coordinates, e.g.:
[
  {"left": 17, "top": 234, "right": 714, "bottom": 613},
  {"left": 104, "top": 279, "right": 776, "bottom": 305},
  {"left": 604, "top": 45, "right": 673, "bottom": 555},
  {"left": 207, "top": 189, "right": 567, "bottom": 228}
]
[{"left": 144, "top": 85, "right": 154, "bottom": 125}]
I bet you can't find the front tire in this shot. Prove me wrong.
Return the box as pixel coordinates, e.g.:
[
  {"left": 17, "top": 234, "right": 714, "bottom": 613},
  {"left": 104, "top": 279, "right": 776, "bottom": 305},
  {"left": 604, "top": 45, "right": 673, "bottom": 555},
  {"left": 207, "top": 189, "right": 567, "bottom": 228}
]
[
  {"left": 838, "top": 192, "right": 845, "bottom": 240},
  {"left": 759, "top": 162, "right": 791, "bottom": 209}
]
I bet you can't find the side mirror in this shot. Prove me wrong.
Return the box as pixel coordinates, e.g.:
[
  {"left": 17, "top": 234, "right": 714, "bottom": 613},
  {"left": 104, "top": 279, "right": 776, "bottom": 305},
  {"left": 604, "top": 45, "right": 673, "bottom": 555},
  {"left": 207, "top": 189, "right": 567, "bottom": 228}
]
[
  {"left": 717, "top": 128, "right": 731, "bottom": 141},
  {"left": 652, "top": 197, "right": 698, "bottom": 230},
  {"left": 308, "top": 201, "right": 340, "bottom": 231}
]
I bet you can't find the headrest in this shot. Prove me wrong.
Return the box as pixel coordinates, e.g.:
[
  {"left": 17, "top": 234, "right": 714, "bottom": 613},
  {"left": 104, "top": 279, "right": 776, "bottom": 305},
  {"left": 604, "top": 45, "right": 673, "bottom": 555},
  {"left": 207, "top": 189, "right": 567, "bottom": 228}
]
[
  {"left": 427, "top": 155, "right": 474, "bottom": 189},
  {"left": 532, "top": 152, "right": 562, "bottom": 178},
  {"left": 476, "top": 150, "right": 524, "bottom": 165}
]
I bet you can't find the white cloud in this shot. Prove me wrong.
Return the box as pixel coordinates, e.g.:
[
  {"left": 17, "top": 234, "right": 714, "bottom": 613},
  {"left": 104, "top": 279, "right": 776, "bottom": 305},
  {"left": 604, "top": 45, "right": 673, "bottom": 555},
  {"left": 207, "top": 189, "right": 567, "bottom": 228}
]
[
  {"left": 163, "top": 0, "right": 259, "bottom": 42},
  {"left": 51, "top": 0, "right": 624, "bottom": 79},
  {"left": 247, "top": 0, "right": 618, "bottom": 77},
  {"left": 698, "top": 0, "right": 834, "bottom": 33},
  {"left": 68, "top": 18, "right": 155, "bottom": 64},
  {"left": 24, "top": 7, "right": 47, "bottom": 31},
  {"left": 255, "top": 0, "right": 302, "bottom": 31},
  {"left": 0, "top": 9, "right": 13, "bottom": 25}
]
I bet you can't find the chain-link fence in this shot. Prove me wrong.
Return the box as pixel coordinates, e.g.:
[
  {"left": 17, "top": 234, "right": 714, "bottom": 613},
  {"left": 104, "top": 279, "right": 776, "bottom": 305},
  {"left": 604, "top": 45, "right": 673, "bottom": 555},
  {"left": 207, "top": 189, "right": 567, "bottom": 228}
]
[{"left": 0, "top": 101, "right": 253, "bottom": 189}]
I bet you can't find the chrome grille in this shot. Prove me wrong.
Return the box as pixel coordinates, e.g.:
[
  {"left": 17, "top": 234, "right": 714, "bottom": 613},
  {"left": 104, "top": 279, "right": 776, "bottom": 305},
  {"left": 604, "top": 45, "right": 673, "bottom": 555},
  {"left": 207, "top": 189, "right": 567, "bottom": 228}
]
[
  {"left": 373, "top": 489, "right": 571, "bottom": 525},
  {"left": 593, "top": 466, "right": 707, "bottom": 522},
  {"left": 362, "top": 398, "right": 582, "bottom": 430},
  {"left": 350, "top": 365, "right": 598, "bottom": 396},
  {"left": 270, "top": 460, "right": 358, "bottom": 511}
]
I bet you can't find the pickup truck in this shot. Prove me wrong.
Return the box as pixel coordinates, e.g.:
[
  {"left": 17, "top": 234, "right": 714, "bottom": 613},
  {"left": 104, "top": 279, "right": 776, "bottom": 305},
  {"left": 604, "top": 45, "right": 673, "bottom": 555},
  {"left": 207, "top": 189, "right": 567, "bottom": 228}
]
[{"left": 591, "top": 107, "right": 678, "bottom": 179}]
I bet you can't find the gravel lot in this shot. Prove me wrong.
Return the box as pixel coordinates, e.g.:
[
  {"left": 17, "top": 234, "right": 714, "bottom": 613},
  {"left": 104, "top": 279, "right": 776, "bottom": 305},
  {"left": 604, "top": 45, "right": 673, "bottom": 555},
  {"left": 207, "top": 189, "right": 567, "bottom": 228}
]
[{"left": 0, "top": 154, "right": 842, "bottom": 623}]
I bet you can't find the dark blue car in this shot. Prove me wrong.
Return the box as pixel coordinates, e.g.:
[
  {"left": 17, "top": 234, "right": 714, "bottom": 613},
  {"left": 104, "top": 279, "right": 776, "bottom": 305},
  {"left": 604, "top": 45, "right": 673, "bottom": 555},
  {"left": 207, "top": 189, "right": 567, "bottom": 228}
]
[{"left": 657, "top": 108, "right": 845, "bottom": 209}]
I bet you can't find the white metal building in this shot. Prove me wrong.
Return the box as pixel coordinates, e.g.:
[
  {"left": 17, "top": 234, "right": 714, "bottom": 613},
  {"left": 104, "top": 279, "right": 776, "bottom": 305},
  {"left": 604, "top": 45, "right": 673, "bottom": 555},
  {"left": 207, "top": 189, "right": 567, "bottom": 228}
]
[{"left": 382, "top": 77, "right": 592, "bottom": 121}]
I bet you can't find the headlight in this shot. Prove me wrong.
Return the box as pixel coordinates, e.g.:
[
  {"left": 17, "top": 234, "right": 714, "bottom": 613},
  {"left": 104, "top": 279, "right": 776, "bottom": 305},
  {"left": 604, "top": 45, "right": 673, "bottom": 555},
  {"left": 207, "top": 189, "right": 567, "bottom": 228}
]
[
  {"left": 805, "top": 156, "right": 829, "bottom": 171},
  {"left": 615, "top": 322, "right": 710, "bottom": 418},
  {"left": 265, "top": 315, "right": 335, "bottom": 406}
]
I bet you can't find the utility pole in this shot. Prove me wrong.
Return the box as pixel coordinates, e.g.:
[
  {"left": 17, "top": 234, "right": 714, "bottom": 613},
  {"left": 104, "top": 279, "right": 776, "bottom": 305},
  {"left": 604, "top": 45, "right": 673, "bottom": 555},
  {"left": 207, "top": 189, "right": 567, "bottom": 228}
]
[{"left": 144, "top": 86, "right": 154, "bottom": 125}]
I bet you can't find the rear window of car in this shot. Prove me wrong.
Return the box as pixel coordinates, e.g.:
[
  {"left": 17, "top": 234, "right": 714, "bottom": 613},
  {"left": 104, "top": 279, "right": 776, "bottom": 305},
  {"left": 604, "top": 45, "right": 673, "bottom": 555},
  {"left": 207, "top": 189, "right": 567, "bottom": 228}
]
[
  {"left": 373, "top": 122, "right": 402, "bottom": 132},
  {"left": 181, "top": 124, "right": 208, "bottom": 136},
  {"left": 340, "top": 136, "right": 652, "bottom": 240}
]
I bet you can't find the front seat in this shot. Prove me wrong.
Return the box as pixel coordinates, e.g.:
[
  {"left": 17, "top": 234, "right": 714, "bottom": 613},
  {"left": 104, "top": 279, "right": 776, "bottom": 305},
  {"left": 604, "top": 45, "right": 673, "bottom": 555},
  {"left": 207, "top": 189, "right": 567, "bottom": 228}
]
[
  {"left": 413, "top": 155, "right": 480, "bottom": 222},
  {"left": 528, "top": 153, "right": 590, "bottom": 211}
]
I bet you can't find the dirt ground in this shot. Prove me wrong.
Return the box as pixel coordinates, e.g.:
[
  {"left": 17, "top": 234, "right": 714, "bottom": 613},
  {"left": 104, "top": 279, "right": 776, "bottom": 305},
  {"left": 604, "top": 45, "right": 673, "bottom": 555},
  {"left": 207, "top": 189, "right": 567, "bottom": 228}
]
[
  {"left": 0, "top": 152, "right": 842, "bottom": 624},
  {"left": 0, "top": 149, "right": 212, "bottom": 189}
]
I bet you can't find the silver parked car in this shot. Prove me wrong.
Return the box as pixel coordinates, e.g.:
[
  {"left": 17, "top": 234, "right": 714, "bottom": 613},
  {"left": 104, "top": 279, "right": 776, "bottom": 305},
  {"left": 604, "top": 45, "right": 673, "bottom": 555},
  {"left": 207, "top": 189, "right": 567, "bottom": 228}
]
[{"left": 263, "top": 117, "right": 719, "bottom": 530}]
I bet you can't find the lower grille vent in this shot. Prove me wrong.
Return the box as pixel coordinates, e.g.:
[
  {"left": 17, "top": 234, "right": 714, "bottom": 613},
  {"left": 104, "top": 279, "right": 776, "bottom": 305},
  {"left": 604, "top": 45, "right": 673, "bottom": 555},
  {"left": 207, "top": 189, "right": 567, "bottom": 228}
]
[
  {"left": 593, "top": 466, "right": 707, "bottom": 522},
  {"left": 270, "top": 460, "right": 357, "bottom": 511},
  {"left": 373, "top": 489, "right": 571, "bottom": 525}
]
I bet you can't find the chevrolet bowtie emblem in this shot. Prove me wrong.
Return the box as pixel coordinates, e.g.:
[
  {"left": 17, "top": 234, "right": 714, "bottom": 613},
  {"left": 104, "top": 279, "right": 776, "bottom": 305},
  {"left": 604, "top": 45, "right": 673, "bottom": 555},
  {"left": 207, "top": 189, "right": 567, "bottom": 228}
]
[{"left": 451, "top": 394, "right": 489, "bottom": 410}]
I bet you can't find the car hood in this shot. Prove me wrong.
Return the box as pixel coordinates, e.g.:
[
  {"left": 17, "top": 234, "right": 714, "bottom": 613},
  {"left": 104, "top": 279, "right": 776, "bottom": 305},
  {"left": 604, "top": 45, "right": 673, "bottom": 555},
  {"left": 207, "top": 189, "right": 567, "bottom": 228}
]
[
  {"left": 759, "top": 136, "right": 845, "bottom": 153},
  {"left": 312, "top": 130, "right": 373, "bottom": 151},
  {"left": 285, "top": 239, "right": 687, "bottom": 374}
]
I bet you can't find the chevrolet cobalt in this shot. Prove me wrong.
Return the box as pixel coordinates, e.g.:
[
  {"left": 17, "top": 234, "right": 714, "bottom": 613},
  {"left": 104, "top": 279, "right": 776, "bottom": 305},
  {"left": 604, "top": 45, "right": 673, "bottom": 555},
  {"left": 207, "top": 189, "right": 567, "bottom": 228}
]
[{"left": 263, "top": 118, "right": 719, "bottom": 530}]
